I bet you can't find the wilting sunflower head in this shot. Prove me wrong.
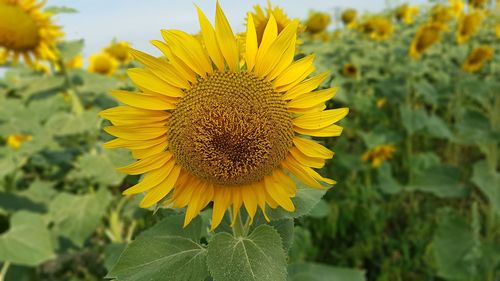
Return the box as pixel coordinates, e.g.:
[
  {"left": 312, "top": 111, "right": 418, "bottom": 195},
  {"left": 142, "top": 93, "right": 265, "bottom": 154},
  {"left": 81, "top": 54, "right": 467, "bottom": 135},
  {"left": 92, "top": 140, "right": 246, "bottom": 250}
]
[
  {"left": 0, "top": 0, "right": 63, "bottom": 65},
  {"left": 6, "top": 134, "right": 32, "bottom": 149},
  {"left": 249, "top": 2, "right": 296, "bottom": 44},
  {"left": 88, "top": 52, "right": 118, "bottom": 76},
  {"left": 449, "top": 0, "right": 464, "bottom": 17},
  {"left": 456, "top": 11, "right": 483, "bottom": 44},
  {"left": 362, "top": 144, "right": 396, "bottom": 168},
  {"left": 395, "top": 4, "right": 419, "bottom": 25},
  {"left": 305, "top": 11, "right": 331, "bottom": 35},
  {"left": 359, "top": 16, "right": 394, "bottom": 41},
  {"left": 409, "top": 23, "right": 443, "bottom": 59},
  {"left": 342, "top": 63, "right": 357, "bottom": 77},
  {"left": 341, "top": 9, "right": 357, "bottom": 27},
  {"left": 105, "top": 41, "right": 132, "bottom": 63},
  {"left": 100, "top": 2, "right": 348, "bottom": 230},
  {"left": 463, "top": 45, "right": 494, "bottom": 72}
]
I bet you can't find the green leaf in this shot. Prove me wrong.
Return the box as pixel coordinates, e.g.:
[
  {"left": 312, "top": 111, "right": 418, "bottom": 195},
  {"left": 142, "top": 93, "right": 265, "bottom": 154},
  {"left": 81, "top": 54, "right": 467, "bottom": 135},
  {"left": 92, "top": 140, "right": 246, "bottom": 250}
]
[
  {"left": 288, "top": 262, "right": 366, "bottom": 281},
  {"left": 207, "top": 225, "right": 287, "bottom": 281},
  {"left": 0, "top": 193, "right": 45, "bottom": 213},
  {"left": 377, "top": 162, "right": 402, "bottom": 194},
  {"left": 57, "top": 40, "right": 84, "bottom": 61},
  {"left": 400, "top": 106, "right": 427, "bottom": 134},
  {"left": 44, "top": 6, "right": 78, "bottom": 14},
  {"left": 67, "top": 150, "right": 128, "bottom": 186},
  {"left": 407, "top": 165, "right": 468, "bottom": 198},
  {"left": 307, "top": 199, "right": 330, "bottom": 218},
  {"left": 0, "top": 211, "right": 54, "bottom": 266},
  {"left": 47, "top": 188, "right": 111, "bottom": 247},
  {"left": 472, "top": 160, "right": 500, "bottom": 216},
  {"left": 104, "top": 243, "right": 127, "bottom": 272},
  {"left": 267, "top": 181, "right": 329, "bottom": 220},
  {"left": 424, "top": 115, "right": 453, "bottom": 139},
  {"left": 107, "top": 215, "right": 208, "bottom": 281}
]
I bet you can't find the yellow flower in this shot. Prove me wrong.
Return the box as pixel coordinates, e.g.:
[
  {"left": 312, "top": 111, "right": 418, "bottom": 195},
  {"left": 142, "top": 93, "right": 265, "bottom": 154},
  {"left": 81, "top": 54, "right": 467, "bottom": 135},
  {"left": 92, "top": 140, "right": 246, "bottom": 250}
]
[
  {"left": 495, "top": 23, "right": 500, "bottom": 38},
  {"left": 104, "top": 41, "right": 132, "bottom": 63},
  {"left": 449, "top": 0, "right": 464, "bottom": 17},
  {"left": 342, "top": 63, "right": 357, "bottom": 77},
  {"left": 249, "top": 2, "right": 295, "bottom": 44},
  {"left": 88, "top": 52, "right": 118, "bottom": 76},
  {"left": 341, "top": 9, "right": 357, "bottom": 29},
  {"left": 65, "top": 54, "right": 83, "bottom": 69},
  {"left": 359, "top": 16, "right": 394, "bottom": 41},
  {"left": 0, "top": 0, "right": 63, "bottom": 65},
  {"left": 376, "top": 98, "right": 386, "bottom": 108},
  {"left": 395, "top": 4, "right": 419, "bottom": 25},
  {"left": 462, "top": 45, "right": 494, "bottom": 72},
  {"left": 468, "top": 0, "right": 488, "bottom": 8},
  {"left": 431, "top": 4, "right": 453, "bottom": 25},
  {"left": 409, "top": 23, "right": 443, "bottom": 59},
  {"left": 305, "top": 11, "right": 331, "bottom": 35},
  {"left": 6, "top": 134, "right": 32, "bottom": 149},
  {"left": 362, "top": 144, "right": 396, "bottom": 168},
  {"left": 456, "top": 11, "right": 482, "bottom": 44},
  {"left": 100, "top": 3, "right": 348, "bottom": 230}
]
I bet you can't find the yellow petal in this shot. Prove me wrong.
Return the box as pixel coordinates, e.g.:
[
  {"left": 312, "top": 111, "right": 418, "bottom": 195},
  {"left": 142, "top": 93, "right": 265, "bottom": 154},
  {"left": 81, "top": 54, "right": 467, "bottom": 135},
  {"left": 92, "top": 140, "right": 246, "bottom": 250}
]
[
  {"left": 241, "top": 185, "right": 258, "bottom": 223},
  {"left": 282, "top": 155, "right": 325, "bottom": 189},
  {"left": 290, "top": 147, "right": 325, "bottom": 169},
  {"left": 293, "top": 108, "right": 349, "bottom": 130},
  {"left": 184, "top": 182, "right": 214, "bottom": 227},
  {"left": 273, "top": 55, "right": 315, "bottom": 89},
  {"left": 230, "top": 188, "right": 243, "bottom": 226},
  {"left": 253, "top": 183, "right": 270, "bottom": 221},
  {"left": 104, "top": 125, "right": 167, "bottom": 141},
  {"left": 118, "top": 151, "right": 172, "bottom": 175},
  {"left": 131, "top": 141, "right": 169, "bottom": 159},
  {"left": 111, "top": 90, "right": 176, "bottom": 110},
  {"left": 288, "top": 103, "right": 326, "bottom": 114},
  {"left": 305, "top": 167, "right": 336, "bottom": 185},
  {"left": 245, "top": 13, "right": 258, "bottom": 71},
  {"left": 215, "top": 1, "right": 239, "bottom": 71},
  {"left": 171, "top": 174, "right": 198, "bottom": 208},
  {"left": 104, "top": 136, "right": 167, "bottom": 150},
  {"left": 272, "top": 169, "right": 296, "bottom": 197},
  {"left": 129, "top": 48, "right": 190, "bottom": 89},
  {"left": 196, "top": 6, "right": 225, "bottom": 71},
  {"left": 100, "top": 106, "right": 167, "bottom": 120},
  {"left": 123, "top": 159, "right": 176, "bottom": 195},
  {"left": 282, "top": 72, "right": 329, "bottom": 100},
  {"left": 256, "top": 14, "right": 277, "bottom": 66},
  {"left": 150, "top": 40, "right": 197, "bottom": 83},
  {"left": 264, "top": 175, "right": 295, "bottom": 212},
  {"left": 140, "top": 165, "right": 182, "bottom": 207},
  {"left": 294, "top": 124, "right": 344, "bottom": 137},
  {"left": 211, "top": 186, "right": 231, "bottom": 230},
  {"left": 288, "top": 88, "right": 337, "bottom": 109},
  {"left": 127, "top": 68, "right": 185, "bottom": 98},
  {"left": 293, "top": 137, "right": 334, "bottom": 159},
  {"left": 266, "top": 36, "right": 296, "bottom": 81}
]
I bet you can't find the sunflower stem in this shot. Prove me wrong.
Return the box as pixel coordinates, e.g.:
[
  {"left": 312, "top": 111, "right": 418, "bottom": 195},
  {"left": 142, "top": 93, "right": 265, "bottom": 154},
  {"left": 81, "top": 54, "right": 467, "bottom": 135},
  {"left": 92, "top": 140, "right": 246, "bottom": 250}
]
[
  {"left": 232, "top": 212, "right": 246, "bottom": 237},
  {"left": 0, "top": 261, "right": 10, "bottom": 281}
]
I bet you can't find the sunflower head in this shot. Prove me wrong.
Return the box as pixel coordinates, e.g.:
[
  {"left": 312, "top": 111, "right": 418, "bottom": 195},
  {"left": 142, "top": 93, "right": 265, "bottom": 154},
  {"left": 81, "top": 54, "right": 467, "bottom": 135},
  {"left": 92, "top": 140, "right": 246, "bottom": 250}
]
[
  {"left": 249, "top": 2, "right": 296, "bottom": 44},
  {"left": 456, "top": 11, "right": 483, "bottom": 44},
  {"left": 88, "top": 52, "right": 119, "bottom": 76},
  {"left": 449, "top": 0, "right": 464, "bottom": 17},
  {"left": 6, "top": 134, "right": 32, "bottom": 149},
  {"left": 463, "top": 45, "right": 494, "bottom": 72},
  {"left": 305, "top": 11, "right": 331, "bottom": 35},
  {"left": 0, "top": 0, "right": 63, "bottom": 65},
  {"left": 341, "top": 9, "right": 357, "bottom": 28},
  {"left": 105, "top": 41, "right": 132, "bottom": 63},
  {"left": 359, "top": 16, "right": 394, "bottom": 41},
  {"left": 431, "top": 4, "right": 454, "bottom": 25},
  {"left": 468, "top": 0, "right": 488, "bottom": 8},
  {"left": 342, "top": 63, "right": 358, "bottom": 77},
  {"left": 101, "top": 3, "right": 347, "bottom": 230},
  {"left": 395, "top": 4, "right": 419, "bottom": 25},
  {"left": 409, "top": 23, "right": 443, "bottom": 59},
  {"left": 362, "top": 144, "right": 396, "bottom": 168}
]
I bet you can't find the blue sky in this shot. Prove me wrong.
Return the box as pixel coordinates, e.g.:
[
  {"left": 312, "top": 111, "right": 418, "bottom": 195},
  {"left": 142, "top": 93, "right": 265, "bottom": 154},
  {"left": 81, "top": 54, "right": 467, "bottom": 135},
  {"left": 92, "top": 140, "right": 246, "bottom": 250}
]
[{"left": 48, "top": 0, "right": 429, "bottom": 58}]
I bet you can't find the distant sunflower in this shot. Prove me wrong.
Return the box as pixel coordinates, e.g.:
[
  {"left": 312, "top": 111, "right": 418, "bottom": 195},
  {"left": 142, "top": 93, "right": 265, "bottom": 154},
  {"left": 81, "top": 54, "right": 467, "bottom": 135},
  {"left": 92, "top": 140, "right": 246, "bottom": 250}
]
[
  {"left": 101, "top": 3, "right": 348, "bottom": 230},
  {"left": 341, "top": 9, "right": 357, "bottom": 29},
  {"left": 468, "top": 0, "right": 488, "bottom": 8},
  {"left": 409, "top": 23, "right": 443, "bottom": 59},
  {"left": 462, "top": 45, "right": 494, "bottom": 72},
  {"left": 250, "top": 2, "right": 295, "bottom": 44},
  {"left": 105, "top": 41, "right": 132, "bottom": 64},
  {"left": 449, "top": 0, "right": 464, "bottom": 18},
  {"left": 359, "top": 16, "right": 394, "bottom": 41},
  {"left": 0, "top": 0, "right": 63, "bottom": 65},
  {"left": 88, "top": 52, "right": 118, "bottom": 76},
  {"left": 342, "top": 63, "right": 357, "bottom": 77},
  {"left": 6, "top": 134, "right": 32, "bottom": 149},
  {"left": 456, "top": 11, "right": 482, "bottom": 44},
  {"left": 305, "top": 11, "right": 331, "bottom": 35},
  {"left": 395, "top": 4, "right": 419, "bottom": 25},
  {"left": 431, "top": 4, "right": 453, "bottom": 25},
  {"left": 495, "top": 23, "right": 500, "bottom": 38},
  {"left": 362, "top": 144, "right": 396, "bottom": 168}
]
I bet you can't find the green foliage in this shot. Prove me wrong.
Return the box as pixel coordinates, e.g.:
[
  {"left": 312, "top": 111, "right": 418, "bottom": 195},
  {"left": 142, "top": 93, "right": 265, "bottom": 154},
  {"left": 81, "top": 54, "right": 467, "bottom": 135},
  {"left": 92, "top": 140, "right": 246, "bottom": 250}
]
[{"left": 288, "top": 262, "right": 366, "bottom": 281}]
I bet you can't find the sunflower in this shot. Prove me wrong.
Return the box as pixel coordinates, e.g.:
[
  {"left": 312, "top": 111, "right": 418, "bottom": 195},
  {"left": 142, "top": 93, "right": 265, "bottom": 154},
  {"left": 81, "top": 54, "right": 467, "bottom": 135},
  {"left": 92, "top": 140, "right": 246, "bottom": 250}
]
[
  {"left": 0, "top": 0, "right": 63, "bottom": 65},
  {"left": 462, "top": 45, "right": 494, "bottom": 72},
  {"left": 101, "top": 3, "right": 348, "bottom": 230},
  {"left": 342, "top": 63, "right": 358, "bottom": 77},
  {"left": 359, "top": 16, "right": 394, "bottom": 41},
  {"left": 456, "top": 11, "right": 482, "bottom": 44},
  {"left": 449, "top": 0, "right": 464, "bottom": 17},
  {"left": 495, "top": 23, "right": 500, "bottom": 38},
  {"left": 362, "top": 144, "right": 396, "bottom": 168},
  {"left": 105, "top": 41, "right": 132, "bottom": 64},
  {"left": 468, "top": 0, "right": 488, "bottom": 8},
  {"left": 305, "top": 11, "right": 331, "bottom": 35},
  {"left": 431, "top": 4, "right": 453, "bottom": 25},
  {"left": 88, "top": 52, "right": 118, "bottom": 76},
  {"left": 341, "top": 9, "right": 357, "bottom": 29},
  {"left": 65, "top": 54, "right": 83, "bottom": 69},
  {"left": 6, "top": 134, "right": 32, "bottom": 149},
  {"left": 249, "top": 2, "right": 295, "bottom": 44},
  {"left": 409, "top": 23, "right": 443, "bottom": 59},
  {"left": 395, "top": 4, "right": 419, "bottom": 25}
]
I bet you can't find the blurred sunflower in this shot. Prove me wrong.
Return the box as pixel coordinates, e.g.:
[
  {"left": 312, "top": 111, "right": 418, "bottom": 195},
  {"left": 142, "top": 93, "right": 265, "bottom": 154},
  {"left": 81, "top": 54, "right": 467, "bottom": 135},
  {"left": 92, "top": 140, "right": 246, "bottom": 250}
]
[
  {"left": 431, "top": 4, "right": 453, "bottom": 25},
  {"left": 449, "top": 0, "right": 464, "bottom": 17},
  {"left": 65, "top": 54, "right": 83, "bottom": 69},
  {"left": 101, "top": 3, "right": 348, "bottom": 229},
  {"left": 456, "top": 11, "right": 482, "bottom": 44},
  {"left": 105, "top": 41, "right": 132, "bottom": 64},
  {"left": 359, "top": 16, "right": 394, "bottom": 41},
  {"left": 468, "top": 0, "right": 488, "bottom": 8},
  {"left": 250, "top": 2, "right": 295, "bottom": 44},
  {"left": 362, "top": 144, "right": 396, "bottom": 168},
  {"left": 0, "top": 0, "right": 63, "bottom": 65},
  {"left": 496, "top": 23, "right": 500, "bottom": 38},
  {"left": 88, "top": 52, "right": 118, "bottom": 76},
  {"left": 305, "top": 11, "right": 331, "bottom": 35},
  {"left": 462, "top": 45, "right": 494, "bottom": 72},
  {"left": 341, "top": 9, "right": 357, "bottom": 29},
  {"left": 342, "top": 63, "right": 357, "bottom": 77},
  {"left": 395, "top": 4, "right": 419, "bottom": 25},
  {"left": 6, "top": 134, "right": 32, "bottom": 149},
  {"left": 409, "top": 23, "right": 443, "bottom": 59}
]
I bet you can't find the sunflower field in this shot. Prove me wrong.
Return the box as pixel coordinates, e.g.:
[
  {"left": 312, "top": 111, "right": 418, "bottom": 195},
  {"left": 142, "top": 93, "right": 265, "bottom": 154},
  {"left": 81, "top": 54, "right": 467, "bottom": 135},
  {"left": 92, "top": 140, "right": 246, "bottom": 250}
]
[{"left": 1, "top": 0, "right": 500, "bottom": 280}]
